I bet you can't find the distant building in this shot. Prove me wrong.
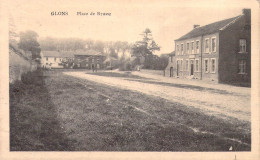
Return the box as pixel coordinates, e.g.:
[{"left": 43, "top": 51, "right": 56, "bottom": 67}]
[
  {"left": 165, "top": 9, "right": 251, "bottom": 85},
  {"left": 164, "top": 51, "right": 175, "bottom": 77},
  {"left": 74, "top": 50, "right": 106, "bottom": 69},
  {"left": 41, "top": 51, "right": 72, "bottom": 69}
]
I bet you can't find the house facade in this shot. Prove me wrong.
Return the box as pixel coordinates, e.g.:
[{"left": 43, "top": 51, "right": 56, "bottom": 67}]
[
  {"left": 165, "top": 9, "right": 251, "bottom": 85},
  {"left": 74, "top": 50, "right": 106, "bottom": 69},
  {"left": 41, "top": 51, "right": 68, "bottom": 69}
]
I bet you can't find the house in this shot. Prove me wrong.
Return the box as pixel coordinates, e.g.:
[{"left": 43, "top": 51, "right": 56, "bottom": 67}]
[
  {"left": 41, "top": 51, "right": 63, "bottom": 69},
  {"left": 73, "top": 49, "right": 106, "bottom": 69},
  {"left": 41, "top": 51, "right": 74, "bottom": 69},
  {"left": 164, "top": 51, "right": 175, "bottom": 77},
  {"left": 165, "top": 9, "right": 251, "bottom": 85}
]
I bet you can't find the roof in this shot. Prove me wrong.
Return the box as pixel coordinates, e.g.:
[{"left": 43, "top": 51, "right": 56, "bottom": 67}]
[
  {"left": 41, "top": 51, "right": 61, "bottom": 57},
  {"left": 41, "top": 50, "right": 103, "bottom": 58},
  {"left": 74, "top": 49, "right": 103, "bottom": 56},
  {"left": 175, "top": 16, "right": 241, "bottom": 41}
]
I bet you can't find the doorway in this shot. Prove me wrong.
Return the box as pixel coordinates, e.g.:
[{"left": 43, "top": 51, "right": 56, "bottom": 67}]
[
  {"left": 170, "top": 67, "right": 173, "bottom": 77},
  {"left": 190, "top": 60, "right": 194, "bottom": 76}
]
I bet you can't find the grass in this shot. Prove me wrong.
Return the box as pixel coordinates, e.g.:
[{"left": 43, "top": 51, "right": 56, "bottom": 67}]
[
  {"left": 10, "top": 70, "right": 251, "bottom": 151},
  {"left": 10, "top": 70, "right": 75, "bottom": 151}
]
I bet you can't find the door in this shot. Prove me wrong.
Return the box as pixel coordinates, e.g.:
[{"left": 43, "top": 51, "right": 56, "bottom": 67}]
[
  {"left": 170, "top": 67, "right": 173, "bottom": 77},
  {"left": 190, "top": 60, "right": 194, "bottom": 76}
]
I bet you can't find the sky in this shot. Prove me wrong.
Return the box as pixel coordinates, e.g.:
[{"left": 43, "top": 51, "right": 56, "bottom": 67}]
[{"left": 8, "top": 0, "right": 255, "bottom": 55}]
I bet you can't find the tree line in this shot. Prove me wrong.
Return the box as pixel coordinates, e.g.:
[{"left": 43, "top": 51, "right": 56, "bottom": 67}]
[
  {"left": 10, "top": 27, "right": 169, "bottom": 70},
  {"left": 39, "top": 37, "right": 132, "bottom": 59}
]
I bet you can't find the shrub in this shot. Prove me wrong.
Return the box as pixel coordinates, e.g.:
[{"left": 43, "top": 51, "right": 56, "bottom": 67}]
[{"left": 21, "top": 69, "right": 44, "bottom": 86}]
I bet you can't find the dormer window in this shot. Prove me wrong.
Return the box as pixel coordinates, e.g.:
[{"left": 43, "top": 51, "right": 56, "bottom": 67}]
[{"left": 239, "top": 39, "right": 247, "bottom": 53}]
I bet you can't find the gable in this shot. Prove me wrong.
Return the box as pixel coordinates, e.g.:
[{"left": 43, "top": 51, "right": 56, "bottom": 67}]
[{"left": 176, "top": 16, "right": 241, "bottom": 41}]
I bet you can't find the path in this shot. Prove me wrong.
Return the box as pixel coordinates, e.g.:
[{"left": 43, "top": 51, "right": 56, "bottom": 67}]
[{"left": 64, "top": 71, "right": 250, "bottom": 122}]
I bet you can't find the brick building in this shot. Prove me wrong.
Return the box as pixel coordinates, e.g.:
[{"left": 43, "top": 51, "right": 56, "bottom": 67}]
[
  {"left": 165, "top": 9, "right": 251, "bottom": 85},
  {"left": 74, "top": 50, "right": 106, "bottom": 69}
]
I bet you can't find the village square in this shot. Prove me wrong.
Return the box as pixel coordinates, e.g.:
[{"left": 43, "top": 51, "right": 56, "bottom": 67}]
[{"left": 7, "top": 4, "right": 252, "bottom": 152}]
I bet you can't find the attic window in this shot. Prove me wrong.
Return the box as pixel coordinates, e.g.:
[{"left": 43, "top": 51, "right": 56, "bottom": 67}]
[{"left": 239, "top": 39, "right": 246, "bottom": 53}]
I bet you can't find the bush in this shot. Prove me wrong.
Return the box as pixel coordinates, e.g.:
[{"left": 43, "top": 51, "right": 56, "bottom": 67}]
[
  {"left": 119, "top": 61, "right": 132, "bottom": 71},
  {"left": 21, "top": 69, "right": 44, "bottom": 86}
]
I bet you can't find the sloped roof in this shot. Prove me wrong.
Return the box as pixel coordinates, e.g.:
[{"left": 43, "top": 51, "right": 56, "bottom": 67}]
[
  {"left": 74, "top": 49, "right": 103, "bottom": 56},
  {"left": 41, "top": 51, "right": 61, "bottom": 57},
  {"left": 60, "top": 51, "right": 75, "bottom": 58},
  {"left": 41, "top": 51, "right": 75, "bottom": 58},
  {"left": 175, "top": 16, "right": 241, "bottom": 41}
]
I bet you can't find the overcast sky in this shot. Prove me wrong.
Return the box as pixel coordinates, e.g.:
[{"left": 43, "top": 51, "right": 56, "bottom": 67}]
[{"left": 8, "top": 0, "right": 255, "bottom": 54}]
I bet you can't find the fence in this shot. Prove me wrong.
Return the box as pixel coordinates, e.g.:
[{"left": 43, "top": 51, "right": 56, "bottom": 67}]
[{"left": 9, "top": 44, "right": 38, "bottom": 84}]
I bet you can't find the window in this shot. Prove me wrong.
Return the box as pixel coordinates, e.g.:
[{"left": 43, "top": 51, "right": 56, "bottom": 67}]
[
  {"left": 54, "top": 57, "right": 56, "bottom": 62},
  {"left": 205, "top": 39, "right": 209, "bottom": 53},
  {"left": 195, "top": 59, "right": 199, "bottom": 72},
  {"left": 181, "top": 44, "right": 184, "bottom": 55},
  {"left": 196, "top": 40, "right": 200, "bottom": 54},
  {"left": 92, "top": 59, "right": 94, "bottom": 62},
  {"left": 46, "top": 57, "right": 48, "bottom": 61},
  {"left": 176, "top": 45, "right": 179, "bottom": 55},
  {"left": 211, "top": 38, "right": 216, "bottom": 52},
  {"left": 238, "top": 60, "right": 246, "bottom": 74},
  {"left": 191, "top": 42, "right": 194, "bottom": 54},
  {"left": 186, "top": 43, "right": 189, "bottom": 54},
  {"left": 211, "top": 58, "right": 216, "bottom": 73},
  {"left": 185, "top": 60, "right": 189, "bottom": 71},
  {"left": 204, "top": 59, "right": 209, "bottom": 73},
  {"left": 170, "top": 56, "right": 173, "bottom": 62},
  {"left": 239, "top": 39, "right": 246, "bottom": 53},
  {"left": 180, "top": 60, "right": 183, "bottom": 71}
]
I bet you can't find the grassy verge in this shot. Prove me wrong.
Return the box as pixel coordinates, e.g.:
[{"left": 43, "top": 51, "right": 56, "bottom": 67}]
[
  {"left": 45, "top": 71, "right": 250, "bottom": 151},
  {"left": 10, "top": 70, "right": 74, "bottom": 151}
]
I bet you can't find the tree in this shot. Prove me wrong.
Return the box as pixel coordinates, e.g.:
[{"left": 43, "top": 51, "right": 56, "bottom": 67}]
[
  {"left": 93, "top": 40, "right": 105, "bottom": 53},
  {"left": 131, "top": 28, "right": 160, "bottom": 59},
  {"left": 18, "top": 30, "right": 41, "bottom": 59}
]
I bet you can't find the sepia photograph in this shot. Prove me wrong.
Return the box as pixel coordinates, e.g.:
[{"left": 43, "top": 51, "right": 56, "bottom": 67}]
[{"left": 0, "top": 0, "right": 259, "bottom": 159}]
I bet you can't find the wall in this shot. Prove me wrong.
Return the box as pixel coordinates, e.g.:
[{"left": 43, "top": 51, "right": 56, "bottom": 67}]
[
  {"left": 9, "top": 45, "right": 38, "bottom": 84},
  {"left": 42, "top": 56, "right": 64, "bottom": 69},
  {"left": 201, "top": 33, "right": 219, "bottom": 82},
  {"left": 219, "top": 14, "right": 251, "bottom": 85},
  {"left": 74, "top": 55, "right": 105, "bottom": 69},
  {"left": 174, "top": 36, "right": 202, "bottom": 80},
  {"left": 164, "top": 55, "right": 175, "bottom": 77}
]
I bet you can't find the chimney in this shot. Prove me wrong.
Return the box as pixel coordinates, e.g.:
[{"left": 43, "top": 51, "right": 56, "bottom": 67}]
[
  {"left": 193, "top": 24, "right": 200, "bottom": 29},
  {"left": 243, "top": 8, "right": 251, "bottom": 24},
  {"left": 243, "top": 8, "right": 251, "bottom": 16}
]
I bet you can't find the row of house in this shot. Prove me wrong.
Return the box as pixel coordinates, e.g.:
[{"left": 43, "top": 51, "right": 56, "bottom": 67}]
[
  {"left": 40, "top": 50, "right": 115, "bottom": 69},
  {"left": 165, "top": 9, "right": 251, "bottom": 85}
]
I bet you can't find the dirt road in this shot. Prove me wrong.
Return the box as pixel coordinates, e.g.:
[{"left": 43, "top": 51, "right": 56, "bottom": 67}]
[{"left": 64, "top": 71, "right": 250, "bottom": 122}]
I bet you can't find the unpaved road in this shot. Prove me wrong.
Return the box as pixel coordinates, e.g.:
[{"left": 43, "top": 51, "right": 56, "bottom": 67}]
[{"left": 64, "top": 71, "right": 250, "bottom": 122}]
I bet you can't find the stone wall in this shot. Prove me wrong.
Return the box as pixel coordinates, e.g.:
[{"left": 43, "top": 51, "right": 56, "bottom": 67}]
[{"left": 9, "top": 45, "right": 38, "bottom": 84}]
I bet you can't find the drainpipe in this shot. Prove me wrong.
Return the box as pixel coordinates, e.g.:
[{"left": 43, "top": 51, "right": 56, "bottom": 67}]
[{"left": 200, "top": 35, "right": 203, "bottom": 80}]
